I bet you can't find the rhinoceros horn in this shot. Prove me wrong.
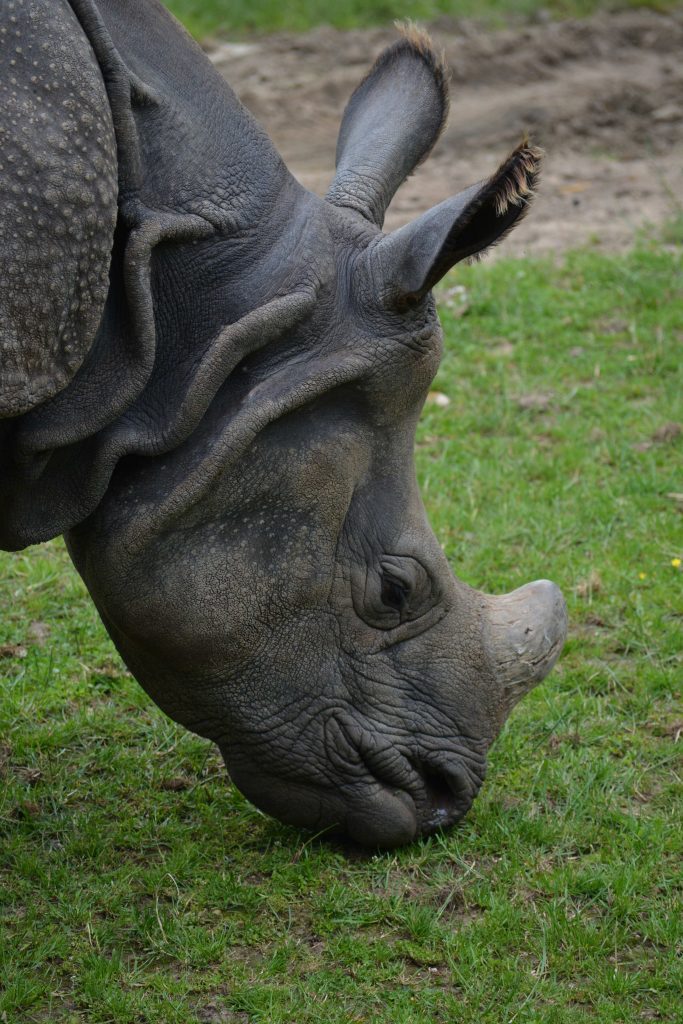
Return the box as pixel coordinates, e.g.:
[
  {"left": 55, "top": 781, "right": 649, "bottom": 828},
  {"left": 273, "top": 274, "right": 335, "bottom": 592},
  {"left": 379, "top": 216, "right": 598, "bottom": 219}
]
[{"left": 485, "top": 580, "right": 569, "bottom": 717}]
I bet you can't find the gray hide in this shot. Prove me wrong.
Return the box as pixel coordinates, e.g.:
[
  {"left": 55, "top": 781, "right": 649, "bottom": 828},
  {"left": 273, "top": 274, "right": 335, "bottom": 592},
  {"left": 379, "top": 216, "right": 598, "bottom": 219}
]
[{"left": 0, "top": 0, "right": 567, "bottom": 847}]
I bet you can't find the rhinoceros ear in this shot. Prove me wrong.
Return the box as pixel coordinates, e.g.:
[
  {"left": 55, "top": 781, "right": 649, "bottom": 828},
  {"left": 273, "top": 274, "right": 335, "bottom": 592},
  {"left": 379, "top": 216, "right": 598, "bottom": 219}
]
[
  {"left": 372, "top": 141, "right": 542, "bottom": 303},
  {"left": 326, "top": 25, "right": 448, "bottom": 227}
]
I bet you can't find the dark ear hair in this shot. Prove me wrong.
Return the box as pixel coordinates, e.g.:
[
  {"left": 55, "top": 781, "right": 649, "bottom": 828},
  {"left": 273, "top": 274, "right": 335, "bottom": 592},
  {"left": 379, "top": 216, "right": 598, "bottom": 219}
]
[
  {"left": 372, "top": 141, "right": 542, "bottom": 303},
  {"left": 326, "top": 25, "right": 448, "bottom": 228}
]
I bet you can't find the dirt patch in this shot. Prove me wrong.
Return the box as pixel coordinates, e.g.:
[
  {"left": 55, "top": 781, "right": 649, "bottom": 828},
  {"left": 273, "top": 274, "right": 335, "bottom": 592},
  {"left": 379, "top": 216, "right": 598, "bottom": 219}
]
[{"left": 209, "top": 8, "right": 683, "bottom": 255}]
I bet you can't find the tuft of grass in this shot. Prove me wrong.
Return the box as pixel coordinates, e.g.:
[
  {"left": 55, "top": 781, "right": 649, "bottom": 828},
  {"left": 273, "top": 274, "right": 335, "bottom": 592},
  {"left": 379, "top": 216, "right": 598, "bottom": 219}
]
[
  {"left": 1, "top": 240, "right": 681, "bottom": 1022},
  {"left": 163, "top": 0, "right": 683, "bottom": 40}
]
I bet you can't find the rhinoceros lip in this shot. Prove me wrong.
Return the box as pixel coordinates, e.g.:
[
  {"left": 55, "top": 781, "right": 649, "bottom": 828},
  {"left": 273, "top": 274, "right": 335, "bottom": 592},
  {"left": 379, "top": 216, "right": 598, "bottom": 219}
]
[
  {"left": 337, "top": 715, "right": 481, "bottom": 835},
  {"left": 355, "top": 755, "right": 480, "bottom": 838}
]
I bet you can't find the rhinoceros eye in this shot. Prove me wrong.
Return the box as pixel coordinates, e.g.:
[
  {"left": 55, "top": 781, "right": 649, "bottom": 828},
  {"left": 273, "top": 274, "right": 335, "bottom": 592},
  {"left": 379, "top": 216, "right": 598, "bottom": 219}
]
[
  {"left": 353, "top": 556, "right": 436, "bottom": 632},
  {"left": 380, "top": 574, "right": 410, "bottom": 611}
]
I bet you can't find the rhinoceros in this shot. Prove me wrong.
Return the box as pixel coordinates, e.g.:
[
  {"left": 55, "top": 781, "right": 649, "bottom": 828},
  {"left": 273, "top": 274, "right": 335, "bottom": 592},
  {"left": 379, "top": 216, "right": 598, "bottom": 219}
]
[{"left": 0, "top": 0, "right": 567, "bottom": 847}]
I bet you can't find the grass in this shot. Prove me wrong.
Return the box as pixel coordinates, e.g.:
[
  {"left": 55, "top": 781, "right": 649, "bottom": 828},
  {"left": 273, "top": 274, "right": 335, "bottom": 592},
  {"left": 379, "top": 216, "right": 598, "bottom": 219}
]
[
  {"left": 163, "top": 0, "right": 682, "bottom": 40},
  {"left": 1, "top": 240, "right": 682, "bottom": 1022}
]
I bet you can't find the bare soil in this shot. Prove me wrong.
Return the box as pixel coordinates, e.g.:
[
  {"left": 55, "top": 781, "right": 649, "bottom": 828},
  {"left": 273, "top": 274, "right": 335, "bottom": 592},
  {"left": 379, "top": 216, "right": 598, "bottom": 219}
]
[{"left": 209, "top": 8, "right": 683, "bottom": 255}]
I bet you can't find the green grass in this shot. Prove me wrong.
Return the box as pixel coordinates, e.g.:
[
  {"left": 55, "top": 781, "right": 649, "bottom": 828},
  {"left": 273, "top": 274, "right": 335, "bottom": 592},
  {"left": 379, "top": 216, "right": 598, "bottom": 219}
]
[
  {"left": 1, "top": 241, "right": 681, "bottom": 1022},
  {"left": 163, "top": 0, "right": 681, "bottom": 40}
]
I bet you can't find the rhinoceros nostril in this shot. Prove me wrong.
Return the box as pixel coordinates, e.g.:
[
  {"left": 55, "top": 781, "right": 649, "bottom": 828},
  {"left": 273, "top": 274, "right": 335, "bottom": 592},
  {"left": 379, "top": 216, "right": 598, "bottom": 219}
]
[
  {"left": 423, "top": 766, "right": 456, "bottom": 817},
  {"left": 418, "top": 761, "right": 475, "bottom": 832}
]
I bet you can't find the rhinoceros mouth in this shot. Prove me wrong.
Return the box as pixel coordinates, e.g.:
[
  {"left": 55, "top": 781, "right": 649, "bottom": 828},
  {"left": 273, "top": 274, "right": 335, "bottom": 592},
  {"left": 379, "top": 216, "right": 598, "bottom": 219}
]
[
  {"left": 345, "top": 741, "right": 483, "bottom": 840},
  {"left": 222, "top": 722, "right": 485, "bottom": 847},
  {"left": 324, "top": 712, "right": 486, "bottom": 839}
]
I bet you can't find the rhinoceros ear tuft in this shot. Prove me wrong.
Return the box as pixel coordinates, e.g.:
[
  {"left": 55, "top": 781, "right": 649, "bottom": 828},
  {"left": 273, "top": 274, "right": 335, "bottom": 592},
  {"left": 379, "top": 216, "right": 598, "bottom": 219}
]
[
  {"left": 489, "top": 139, "right": 541, "bottom": 218},
  {"left": 372, "top": 140, "right": 542, "bottom": 304},
  {"left": 326, "top": 24, "right": 449, "bottom": 228}
]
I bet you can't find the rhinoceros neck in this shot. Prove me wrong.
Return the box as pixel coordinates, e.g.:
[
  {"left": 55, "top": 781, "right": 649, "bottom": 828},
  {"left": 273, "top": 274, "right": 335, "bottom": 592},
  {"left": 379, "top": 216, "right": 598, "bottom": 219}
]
[
  {"left": 0, "top": 189, "right": 320, "bottom": 550},
  {"left": 0, "top": 0, "right": 310, "bottom": 550},
  {"left": 67, "top": 0, "right": 288, "bottom": 227}
]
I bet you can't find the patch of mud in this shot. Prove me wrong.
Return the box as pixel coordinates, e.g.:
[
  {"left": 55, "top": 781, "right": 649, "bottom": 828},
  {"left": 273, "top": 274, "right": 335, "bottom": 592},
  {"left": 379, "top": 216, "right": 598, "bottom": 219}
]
[{"left": 209, "top": 8, "right": 683, "bottom": 255}]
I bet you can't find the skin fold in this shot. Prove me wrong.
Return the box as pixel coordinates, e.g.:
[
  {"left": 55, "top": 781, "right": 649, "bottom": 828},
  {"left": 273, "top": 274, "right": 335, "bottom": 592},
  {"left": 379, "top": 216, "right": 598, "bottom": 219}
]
[{"left": 0, "top": 0, "right": 567, "bottom": 847}]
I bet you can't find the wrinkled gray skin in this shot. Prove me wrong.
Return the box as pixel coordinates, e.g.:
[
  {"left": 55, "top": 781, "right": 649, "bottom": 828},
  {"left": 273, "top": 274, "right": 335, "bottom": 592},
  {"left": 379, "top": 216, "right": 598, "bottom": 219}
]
[{"left": 0, "top": 0, "right": 568, "bottom": 847}]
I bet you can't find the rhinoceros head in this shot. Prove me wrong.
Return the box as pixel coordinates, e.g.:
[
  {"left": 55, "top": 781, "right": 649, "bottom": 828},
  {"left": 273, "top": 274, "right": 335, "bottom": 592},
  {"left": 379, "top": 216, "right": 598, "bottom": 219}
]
[
  {"left": 0, "top": 1, "right": 566, "bottom": 847},
  {"left": 63, "top": 25, "right": 566, "bottom": 847}
]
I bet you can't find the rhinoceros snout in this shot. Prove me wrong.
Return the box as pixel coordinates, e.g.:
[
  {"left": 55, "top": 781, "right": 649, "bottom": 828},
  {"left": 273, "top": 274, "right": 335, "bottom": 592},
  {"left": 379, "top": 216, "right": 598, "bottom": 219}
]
[{"left": 485, "top": 579, "right": 568, "bottom": 715}]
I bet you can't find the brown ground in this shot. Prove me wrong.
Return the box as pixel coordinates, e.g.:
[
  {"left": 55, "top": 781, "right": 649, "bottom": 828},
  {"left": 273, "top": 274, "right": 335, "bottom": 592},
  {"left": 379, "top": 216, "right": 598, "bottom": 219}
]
[{"left": 208, "top": 7, "right": 683, "bottom": 255}]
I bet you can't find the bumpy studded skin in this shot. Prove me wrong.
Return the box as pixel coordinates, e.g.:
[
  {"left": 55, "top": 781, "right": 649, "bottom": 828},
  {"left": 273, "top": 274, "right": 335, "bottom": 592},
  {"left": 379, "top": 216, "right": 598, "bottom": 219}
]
[
  {"left": 0, "top": 0, "right": 567, "bottom": 848},
  {"left": 0, "top": 0, "right": 117, "bottom": 418}
]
